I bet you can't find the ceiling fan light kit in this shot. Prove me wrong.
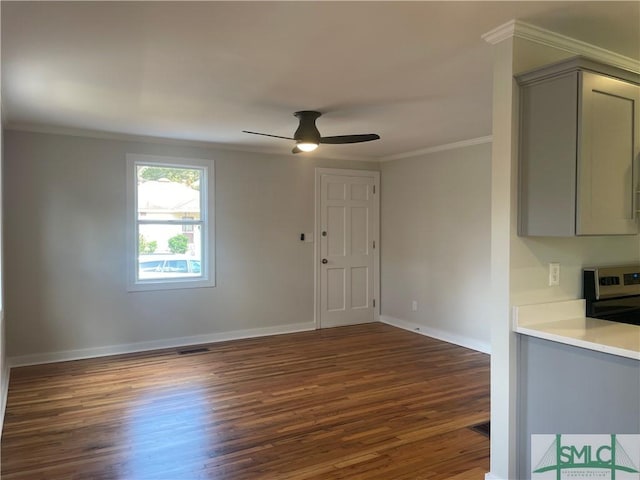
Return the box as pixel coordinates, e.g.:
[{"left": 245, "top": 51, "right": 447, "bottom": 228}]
[
  {"left": 295, "top": 142, "right": 319, "bottom": 152},
  {"left": 243, "top": 110, "right": 380, "bottom": 154}
]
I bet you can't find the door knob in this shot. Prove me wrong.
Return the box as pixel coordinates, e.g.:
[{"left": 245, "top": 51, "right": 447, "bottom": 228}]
[{"left": 322, "top": 259, "right": 328, "bottom": 264}]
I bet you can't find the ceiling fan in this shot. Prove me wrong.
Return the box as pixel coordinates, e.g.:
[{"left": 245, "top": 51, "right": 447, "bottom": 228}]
[{"left": 243, "top": 111, "right": 380, "bottom": 154}]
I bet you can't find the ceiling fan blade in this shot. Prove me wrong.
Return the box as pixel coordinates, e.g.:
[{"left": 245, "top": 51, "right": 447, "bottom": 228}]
[
  {"left": 319, "top": 134, "right": 380, "bottom": 144},
  {"left": 292, "top": 146, "right": 302, "bottom": 154},
  {"left": 243, "top": 130, "right": 294, "bottom": 140}
]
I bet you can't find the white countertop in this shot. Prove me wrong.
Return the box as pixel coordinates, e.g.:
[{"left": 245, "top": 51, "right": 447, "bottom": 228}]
[{"left": 514, "top": 299, "right": 639, "bottom": 360}]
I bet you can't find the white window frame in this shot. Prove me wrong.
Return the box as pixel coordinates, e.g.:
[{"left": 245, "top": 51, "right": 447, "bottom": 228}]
[{"left": 126, "top": 154, "right": 215, "bottom": 292}]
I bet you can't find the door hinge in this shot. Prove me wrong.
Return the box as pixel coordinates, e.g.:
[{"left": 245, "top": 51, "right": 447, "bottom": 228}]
[
  {"left": 373, "top": 299, "right": 376, "bottom": 308},
  {"left": 373, "top": 240, "right": 376, "bottom": 249},
  {"left": 373, "top": 185, "right": 376, "bottom": 194}
]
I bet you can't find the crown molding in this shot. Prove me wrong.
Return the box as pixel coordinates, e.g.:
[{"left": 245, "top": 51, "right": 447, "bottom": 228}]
[
  {"left": 4, "top": 122, "right": 492, "bottom": 164},
  {"left": 2, "top": 123, "right": 375, "bottom": 163},
  {"left": 379, "top": 135, "right": 492, "bottom": 162},
  {"left": 481, "top": 19, "right": 518, "bottom": 45},
  {"left": 482, "top": 20, "right": 639, "bottom": 74}
]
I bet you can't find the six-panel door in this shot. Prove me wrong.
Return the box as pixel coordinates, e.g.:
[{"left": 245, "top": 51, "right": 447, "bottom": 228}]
[{"left": 320, "top": 174, "right": 376, "bottom": 328}]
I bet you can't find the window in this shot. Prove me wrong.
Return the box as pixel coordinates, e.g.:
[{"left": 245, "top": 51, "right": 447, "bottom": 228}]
[{"left": 127, "top": 154, "right": 215, "bottom": 291}]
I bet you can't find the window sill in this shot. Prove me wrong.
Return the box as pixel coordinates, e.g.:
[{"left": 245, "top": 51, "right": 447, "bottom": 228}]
[{"left": 127, "top": 278, "right": 216, "bottom": 292}]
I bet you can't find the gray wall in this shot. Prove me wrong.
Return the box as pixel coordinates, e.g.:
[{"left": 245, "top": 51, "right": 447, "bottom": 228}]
[
  {"left": 380, "top": 142, "right": 492, "bottom": 352},
  {"left": 518, "top": 336, "right": 640, "bottom": 479},
  {"left": 3, "top": 130, "right": 378, "bottom": 362}
]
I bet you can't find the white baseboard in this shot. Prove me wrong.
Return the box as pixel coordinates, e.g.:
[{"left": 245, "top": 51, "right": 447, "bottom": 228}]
[
  {"left": 0, "top": 362, "right": 9, "bottom": 438},
  {"left": 484, "top": 474, "right": 504, "bottom": 480},
  {"left": 380, "top": 315, "right": 491, "bottom": 354},
  {"left": 1, "top": 309, "right": 7, "bottom": 438},
  {"left": 9, "top": 321, "right": 317, "bottom": 368}
]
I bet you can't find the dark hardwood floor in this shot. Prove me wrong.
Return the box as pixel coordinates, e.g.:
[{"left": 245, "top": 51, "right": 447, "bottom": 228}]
[{"left": 1, "top": 323, "right": 490, "bottom": 479}]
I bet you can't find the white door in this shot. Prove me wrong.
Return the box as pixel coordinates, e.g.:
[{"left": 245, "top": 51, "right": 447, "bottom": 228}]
[{"left": 316, "top": 170, "right": 379, "bottom": 328}]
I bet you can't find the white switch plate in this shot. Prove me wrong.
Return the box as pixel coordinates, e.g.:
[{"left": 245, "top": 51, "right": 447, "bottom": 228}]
[
  {"left": 548, "top": 263, "right": 560, "bottom": 286},
  {"left": 411, "top": 300, "right": 418, "bottom": 311}
]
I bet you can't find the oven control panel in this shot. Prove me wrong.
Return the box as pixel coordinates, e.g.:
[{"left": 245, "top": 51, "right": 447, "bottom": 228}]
[
  {"left": 585, "top": 265, "right": 640, "bottom": 299},
  {"left": 623, "top": 272, "right": 640, "bottom": 285},
  {"left": 599, "top": 276, "right": 620, "bottom": 286}
]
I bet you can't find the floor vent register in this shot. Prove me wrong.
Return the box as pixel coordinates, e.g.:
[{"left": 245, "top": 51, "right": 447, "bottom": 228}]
[
  {"left": 469, "top": 421, "right": 490, "bottom": 438},
  {"left": 176, "top": 347, "right": 210, "bottom": 355}
]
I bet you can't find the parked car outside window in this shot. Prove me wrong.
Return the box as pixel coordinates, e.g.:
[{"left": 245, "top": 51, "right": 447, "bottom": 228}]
[{"left": 138, "top": 254, "right": 201, "bottom": 280}]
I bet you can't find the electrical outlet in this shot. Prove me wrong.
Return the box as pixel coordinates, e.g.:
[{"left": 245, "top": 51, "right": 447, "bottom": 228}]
[
  {"left": 412, "top": 300, "right": 418, "bottom": 312},
  {"left": 548, "top": 263, "right": 560, "bottom": 286}
]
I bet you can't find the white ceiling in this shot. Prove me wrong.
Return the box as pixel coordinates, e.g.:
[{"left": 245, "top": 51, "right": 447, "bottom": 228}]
[{"left": 2, "top": 1, "right": 639, "bottom": 160}]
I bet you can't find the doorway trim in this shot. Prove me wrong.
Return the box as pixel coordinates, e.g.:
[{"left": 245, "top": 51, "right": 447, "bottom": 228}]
[{"left": 314, "top": 168, "right": 380, "bottom": 329}]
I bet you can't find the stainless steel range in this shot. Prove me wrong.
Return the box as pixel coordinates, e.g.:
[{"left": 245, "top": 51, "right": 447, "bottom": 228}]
[{"left": 583, "top": 265, "right": 640, "bottom": 326}]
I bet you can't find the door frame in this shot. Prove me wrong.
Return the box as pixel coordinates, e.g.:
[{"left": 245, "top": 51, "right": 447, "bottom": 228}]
[{"left": 314, "top": 168, "right": 380, "bottom": 329}]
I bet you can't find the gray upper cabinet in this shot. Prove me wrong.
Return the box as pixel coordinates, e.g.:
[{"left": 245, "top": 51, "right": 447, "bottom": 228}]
[{"left": 517, "top": 57, "right": 640, "bottom": 236}]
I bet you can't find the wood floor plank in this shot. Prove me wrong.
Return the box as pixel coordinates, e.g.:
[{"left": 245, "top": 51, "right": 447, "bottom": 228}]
[{"left": 1, "top": 323, "right": 489, "bottom": 479}]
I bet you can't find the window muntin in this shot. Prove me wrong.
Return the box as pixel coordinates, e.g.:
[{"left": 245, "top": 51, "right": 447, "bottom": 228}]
[{"left": 127, "top": 155, "right": 214, "bottom": 291}]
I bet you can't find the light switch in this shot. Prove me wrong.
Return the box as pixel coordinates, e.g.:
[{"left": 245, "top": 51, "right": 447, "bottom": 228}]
[{"left": 548, "top": 263, "right": 560, "bottom": 286}]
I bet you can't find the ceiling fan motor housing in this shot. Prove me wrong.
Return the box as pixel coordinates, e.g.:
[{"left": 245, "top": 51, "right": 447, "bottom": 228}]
[{"left": 293, "top": 111, "right": 322, "bottom": 143}]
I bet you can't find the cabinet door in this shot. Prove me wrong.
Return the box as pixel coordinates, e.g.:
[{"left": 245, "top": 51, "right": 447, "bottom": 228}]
[
  {"left": 577, "top": 72, "right": 639, "bottom": 235},
  {"left": 519, "top": 73, "right": 579, "bottom": 236}
]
